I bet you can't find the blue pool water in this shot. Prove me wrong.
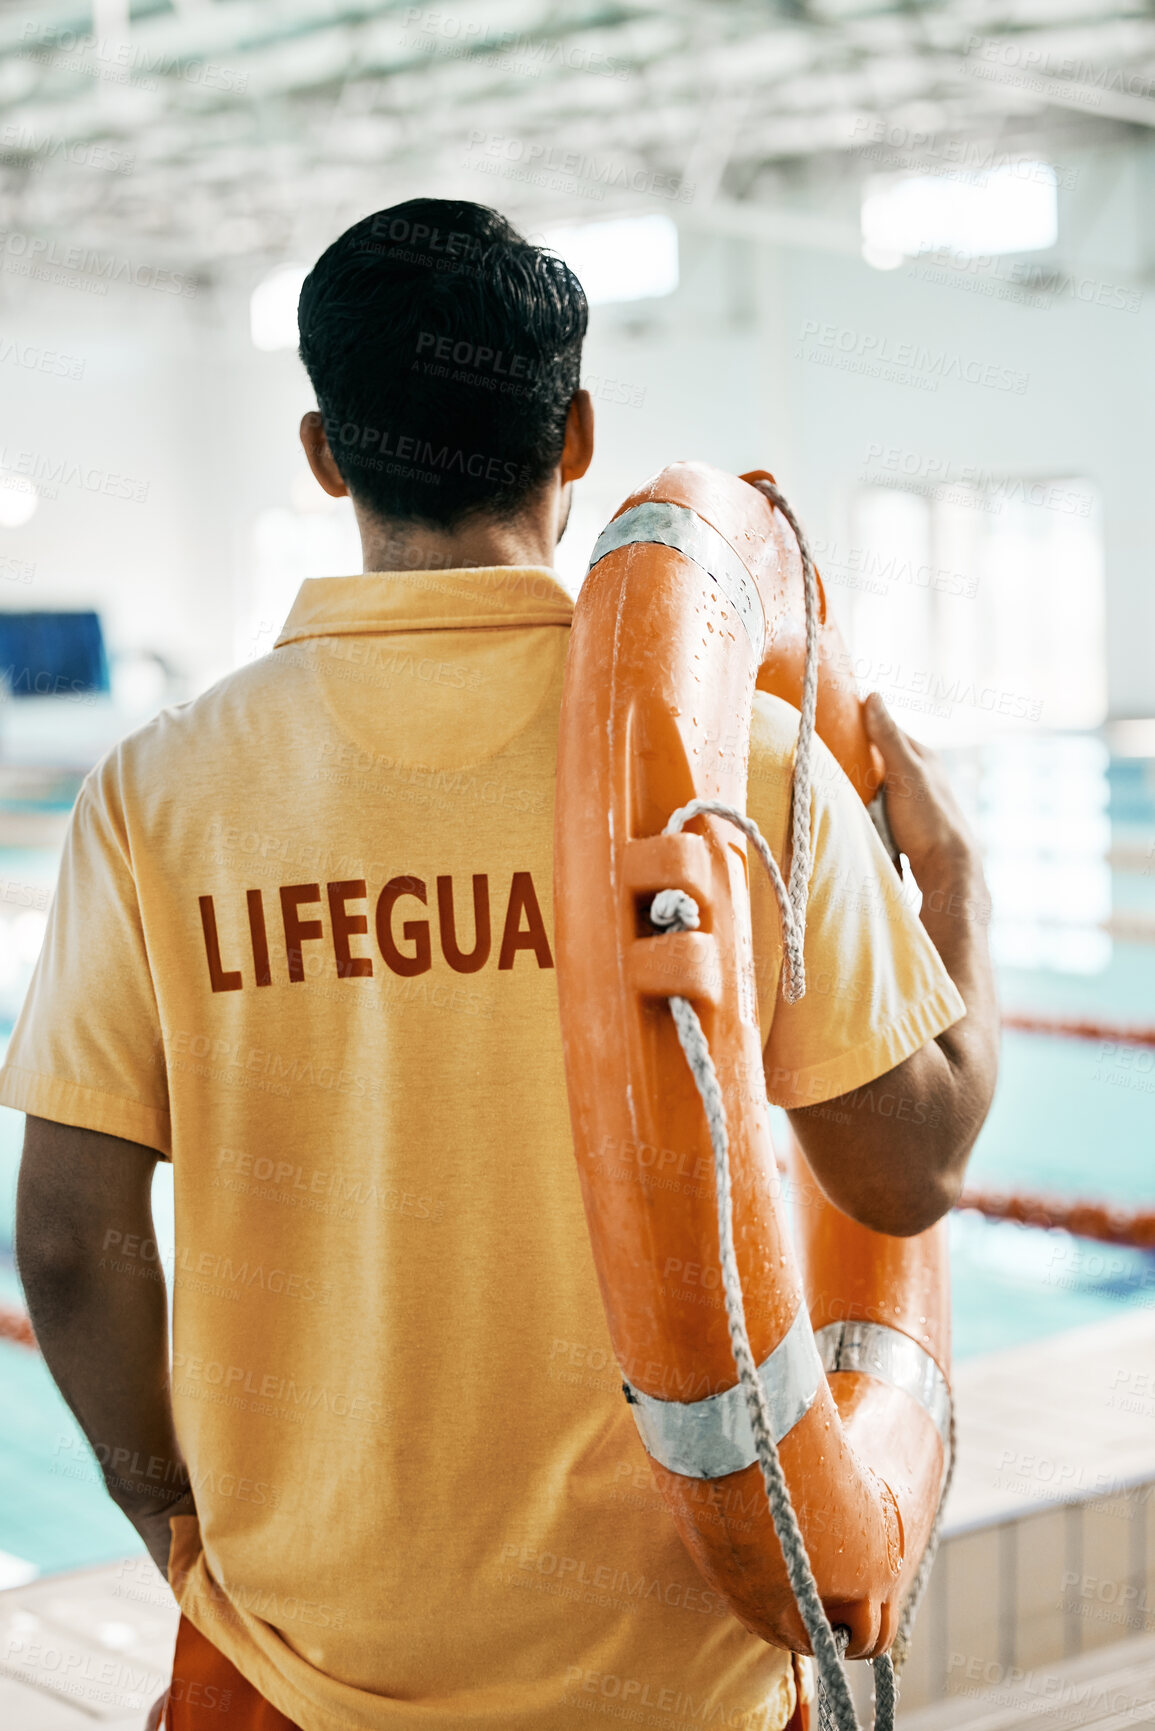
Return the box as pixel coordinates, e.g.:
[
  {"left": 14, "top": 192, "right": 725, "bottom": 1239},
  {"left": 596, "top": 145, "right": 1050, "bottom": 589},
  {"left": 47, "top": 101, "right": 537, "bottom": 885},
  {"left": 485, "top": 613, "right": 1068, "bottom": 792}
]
[{"left": 2, "top": 741, "right": 1155, "bottom": 1574}]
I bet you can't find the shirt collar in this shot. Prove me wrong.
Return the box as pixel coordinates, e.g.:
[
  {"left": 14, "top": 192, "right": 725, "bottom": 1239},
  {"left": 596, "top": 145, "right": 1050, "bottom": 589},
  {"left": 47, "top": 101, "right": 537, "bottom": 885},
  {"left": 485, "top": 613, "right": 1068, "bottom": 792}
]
[{"left": 274, "top": 567, "right": 574, "bottom": 647}]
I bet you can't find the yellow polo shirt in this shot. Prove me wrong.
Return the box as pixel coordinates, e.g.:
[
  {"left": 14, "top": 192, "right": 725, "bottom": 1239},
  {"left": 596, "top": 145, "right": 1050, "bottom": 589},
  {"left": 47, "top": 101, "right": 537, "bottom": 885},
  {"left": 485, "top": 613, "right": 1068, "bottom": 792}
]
[{"left": 0, "top": 565, "right": 963, "bottom": 1731}]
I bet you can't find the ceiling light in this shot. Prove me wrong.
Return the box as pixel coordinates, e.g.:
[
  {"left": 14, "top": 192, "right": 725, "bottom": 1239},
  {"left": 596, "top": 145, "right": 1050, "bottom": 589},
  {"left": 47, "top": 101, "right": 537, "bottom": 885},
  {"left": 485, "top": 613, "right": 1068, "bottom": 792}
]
[
  {"left": 861, "top": 162, "right": 1058, "bottom": 261},
  {"left": 542, "top": 214, "right": 679, "bottom": 305}
]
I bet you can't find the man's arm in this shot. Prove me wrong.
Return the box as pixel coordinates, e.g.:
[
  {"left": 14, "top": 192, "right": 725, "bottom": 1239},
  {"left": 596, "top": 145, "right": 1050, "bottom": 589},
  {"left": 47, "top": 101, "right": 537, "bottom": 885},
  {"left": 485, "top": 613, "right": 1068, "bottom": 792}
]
[
  {"left": 785, "top": 693, "right": 999, "bottom": 1237},
  {"left": 16, "top": 1116, "right": 194, "bottom": 1577}
]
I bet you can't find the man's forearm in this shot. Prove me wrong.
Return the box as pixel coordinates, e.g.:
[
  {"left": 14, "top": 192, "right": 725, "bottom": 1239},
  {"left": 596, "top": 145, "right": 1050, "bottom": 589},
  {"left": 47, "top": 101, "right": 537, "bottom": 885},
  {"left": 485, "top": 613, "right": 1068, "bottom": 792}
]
[
  {"left": 16, "top": 1119, "right": 191, "bottom": 1570},
  {"left": 23, "top": 1247, "right": 187, "bottom": 1515},
  {"left": 852, "top": 696, "right": 1001, "bottom": 1202},
  {"left": 786, "top": 698, "right": 1000, "bottom": 1236},
  {"left": 914, "top": 844, "right": 1000, "bottom": 1120}
]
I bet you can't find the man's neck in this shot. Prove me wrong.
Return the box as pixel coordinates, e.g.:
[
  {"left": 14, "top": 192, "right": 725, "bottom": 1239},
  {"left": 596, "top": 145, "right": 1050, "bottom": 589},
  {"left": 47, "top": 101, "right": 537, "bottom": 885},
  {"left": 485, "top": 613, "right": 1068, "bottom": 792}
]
[{"left": 357, "top": 507, "right": 556, "bottom": 575}]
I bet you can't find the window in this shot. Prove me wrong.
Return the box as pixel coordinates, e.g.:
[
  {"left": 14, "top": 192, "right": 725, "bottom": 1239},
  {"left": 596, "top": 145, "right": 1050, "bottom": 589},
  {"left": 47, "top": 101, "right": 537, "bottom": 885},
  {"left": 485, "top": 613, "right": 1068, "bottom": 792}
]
[
  {"left": 834, "top": 477, "right": 1109, "bottom": 972},
  {"left": 976, "top": 735, "right": 1111, "bottom": 973},
  {"left": 836, "top": 477, "right": 1105, "bottom": 745}
]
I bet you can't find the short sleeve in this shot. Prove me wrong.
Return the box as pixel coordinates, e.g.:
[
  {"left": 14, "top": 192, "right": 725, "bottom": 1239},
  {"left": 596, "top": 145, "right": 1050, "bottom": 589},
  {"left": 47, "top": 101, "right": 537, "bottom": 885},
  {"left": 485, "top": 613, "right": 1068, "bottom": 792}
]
[
  {"left": 0, "top": 753, "right": 171, "bottom": 1154},
  {"left": 748, "top": 694, "right": 966, "bottom": 1110}
]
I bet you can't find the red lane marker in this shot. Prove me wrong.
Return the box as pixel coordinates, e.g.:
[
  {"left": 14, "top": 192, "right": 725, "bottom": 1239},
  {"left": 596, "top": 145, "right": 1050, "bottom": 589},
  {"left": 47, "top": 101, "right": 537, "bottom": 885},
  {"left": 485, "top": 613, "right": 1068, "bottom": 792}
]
[
  {"left": 1002, "top": 1012, "right": 1155, "bottom": 1048},
  {"left": 958, "top": 1188, "right": 1155, "bottom": 1249},
  {"left": 0, "top": 1303, "right": 36, "bottom": 1349}
]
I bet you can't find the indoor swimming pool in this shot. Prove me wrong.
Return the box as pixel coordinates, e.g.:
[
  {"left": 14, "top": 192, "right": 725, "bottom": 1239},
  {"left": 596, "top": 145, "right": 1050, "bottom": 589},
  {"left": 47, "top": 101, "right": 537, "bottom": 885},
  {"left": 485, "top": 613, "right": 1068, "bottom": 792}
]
[{"left": 1, "top": 740, "right": 1154, "bottom": 1578}]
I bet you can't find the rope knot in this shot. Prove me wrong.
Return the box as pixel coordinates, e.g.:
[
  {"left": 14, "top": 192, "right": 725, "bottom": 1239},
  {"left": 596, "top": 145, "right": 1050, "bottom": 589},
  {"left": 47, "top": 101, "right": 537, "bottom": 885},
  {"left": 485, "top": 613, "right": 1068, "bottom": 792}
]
[{"left": 650, "top": 889, "right": 700, "bottom": 933}]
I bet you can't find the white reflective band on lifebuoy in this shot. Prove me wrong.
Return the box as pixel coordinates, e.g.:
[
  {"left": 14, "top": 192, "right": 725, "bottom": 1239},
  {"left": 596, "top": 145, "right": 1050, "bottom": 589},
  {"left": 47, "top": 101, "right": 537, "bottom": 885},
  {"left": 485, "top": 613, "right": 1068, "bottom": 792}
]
[
  {"left": 588, "top": 501, "right": 766, "bottom": 660},
  {"left": 816, "top": 1321, "right": 952, "bottom": 1453},
  {"left": 622, "top": 1304, "right": 822, "bottom": 1480}
]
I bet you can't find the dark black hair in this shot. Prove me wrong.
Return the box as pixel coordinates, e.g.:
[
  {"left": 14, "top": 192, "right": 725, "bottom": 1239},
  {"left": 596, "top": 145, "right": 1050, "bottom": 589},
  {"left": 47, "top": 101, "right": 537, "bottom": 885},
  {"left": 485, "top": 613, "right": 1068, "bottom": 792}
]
[{"left": 298, "top": 198, "right": 588, "bottom": 529}]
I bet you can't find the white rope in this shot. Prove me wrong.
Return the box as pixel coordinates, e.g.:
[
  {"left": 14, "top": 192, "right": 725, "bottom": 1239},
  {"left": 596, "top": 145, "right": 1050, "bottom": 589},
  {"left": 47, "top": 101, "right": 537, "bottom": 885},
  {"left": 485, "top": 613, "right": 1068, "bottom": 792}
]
[
  {"left": 870, "top": 1654, "right": 896, "bottom": 1731},
  {"left": 818, "top": 1629, "right": 852, "bottom": 1731},
  {"left": 747, "top": 477, "right": 953, "bottom": 1703},
  {"left": 748, "top": 477, "right": 821, "bottom": 997},
  {"left": 662, "top": 799, "right": 806, "bottom": 1002},
  {"left": 645, "top": 481, "right": 907, "bottom": 1730},
  {"left": 652, "top": 886, "right": 863, "bottom": 1731},
  {"left": 651, "top": 836, "right": 953, "bottom": 1731}
]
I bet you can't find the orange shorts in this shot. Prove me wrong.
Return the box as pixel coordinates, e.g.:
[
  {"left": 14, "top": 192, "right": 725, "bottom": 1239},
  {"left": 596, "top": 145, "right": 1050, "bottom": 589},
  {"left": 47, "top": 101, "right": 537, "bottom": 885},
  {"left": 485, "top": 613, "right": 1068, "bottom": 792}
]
[
  {"left": 159, "top": 1615, "right": 300, "bottom": 1730},
  {"left": 157, "top": 1613, "right": 811, "bottom": 1730}
]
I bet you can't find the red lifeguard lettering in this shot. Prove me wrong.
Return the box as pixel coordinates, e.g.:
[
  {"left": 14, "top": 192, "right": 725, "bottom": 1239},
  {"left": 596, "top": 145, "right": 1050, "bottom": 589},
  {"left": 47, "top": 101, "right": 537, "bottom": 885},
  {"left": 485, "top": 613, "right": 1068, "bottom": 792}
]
[
  {"left": 498, "top": 871, "right": 553, "bottom": 970},
  {"left": 280, "top": 884, "right": 324, "bottom": 983},
  {"left": 328, "top": 879, "right": 373, "bottom": 978},
  {"left": 199, "top": 895, "right": 242, "bottom": 992},
  {"left": 247, "top": 888, "right": 272, "bottom": 987},
  {"left": 376, "top": 876, "right": 431, "bottom": 976},
  {"left": 200, "top": 869, "right": 555, "bottom": 990},
  {"left": 437, "top": 873, "right": 490, "bottom": 973}
]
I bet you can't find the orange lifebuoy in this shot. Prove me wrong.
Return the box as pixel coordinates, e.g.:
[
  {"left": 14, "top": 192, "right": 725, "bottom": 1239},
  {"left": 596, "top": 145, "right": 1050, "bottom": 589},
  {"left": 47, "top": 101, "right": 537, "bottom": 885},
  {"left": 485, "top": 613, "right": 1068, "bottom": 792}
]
[{"left": 554, "top": 462, "right": 950, "bottom": 1663}]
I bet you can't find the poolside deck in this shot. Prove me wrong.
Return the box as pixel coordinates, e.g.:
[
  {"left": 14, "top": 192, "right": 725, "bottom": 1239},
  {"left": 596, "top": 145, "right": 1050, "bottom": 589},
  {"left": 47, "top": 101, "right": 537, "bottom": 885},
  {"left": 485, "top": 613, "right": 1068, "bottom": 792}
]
[
  {"left": 946, "top": 1303, "right": 1155, "bottom": 1533},
  {"left": 4, "top": 1307, "right": 1155, "bottom": 1726},
  {"left": 899, "top": 1306, "right": 1155, "bottom": 1715},
  {"left": 0, "top": 1557, "right": 176, "bottom": 1726},
  {"left": 899, "top": 1630, "right": 1155, "bottom": 1729}
]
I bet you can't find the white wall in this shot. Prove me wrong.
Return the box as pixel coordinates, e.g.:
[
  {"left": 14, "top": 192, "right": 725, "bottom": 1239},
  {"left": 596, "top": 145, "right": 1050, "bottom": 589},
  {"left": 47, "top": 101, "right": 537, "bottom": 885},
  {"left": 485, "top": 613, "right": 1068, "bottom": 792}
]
[{"left": 0, "top": 275, "right": 234, "bottom": 692}]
